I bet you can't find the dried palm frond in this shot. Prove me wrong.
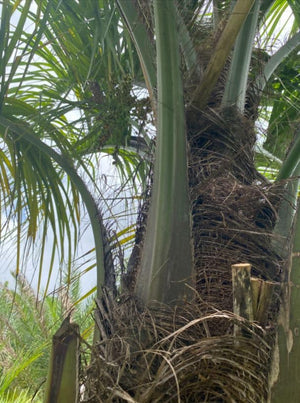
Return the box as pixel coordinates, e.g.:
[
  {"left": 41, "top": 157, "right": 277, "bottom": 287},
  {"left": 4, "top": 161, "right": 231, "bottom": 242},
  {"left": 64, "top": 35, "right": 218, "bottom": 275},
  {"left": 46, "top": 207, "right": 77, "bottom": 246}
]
[{"left": 84, "top": 295, "right": 272, "bottom": 402}]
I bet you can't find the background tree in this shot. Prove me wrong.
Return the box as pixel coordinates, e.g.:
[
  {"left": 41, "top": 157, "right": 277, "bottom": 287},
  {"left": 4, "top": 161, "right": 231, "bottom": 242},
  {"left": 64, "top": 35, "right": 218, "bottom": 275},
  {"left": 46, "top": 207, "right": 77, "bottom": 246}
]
[{"left": 0, "top": 0, "right": 299, "bottom": 401}]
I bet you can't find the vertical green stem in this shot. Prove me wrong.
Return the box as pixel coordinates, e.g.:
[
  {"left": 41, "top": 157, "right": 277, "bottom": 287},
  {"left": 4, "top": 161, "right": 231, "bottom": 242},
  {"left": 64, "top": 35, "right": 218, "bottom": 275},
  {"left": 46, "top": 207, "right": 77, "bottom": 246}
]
[
  {"left": 273, "top": 130, "right": 300, "bottom": 258},
  {"left": 271, "top": 194, "right": 300, "bottom": 401},
  {"left": 276, "top": 131, "right": 300, "bottom": 181},
  {"left": 222, "top": 0, "right": 261, "bottom": 112},
  {"left": 271, "top": 148, "right": 300, "bottom": 399},
  {"left": 116, "top": 0, "right": 156, "bottom": 103},
  {"left": 135, "top": 0, "right": 193, "bottom": 305},
  {"left": 193, "top": 0, "right": 255, "bottom": 109},
  {"left": 44, "top": 318, "right": 80, "bottom": 403}
]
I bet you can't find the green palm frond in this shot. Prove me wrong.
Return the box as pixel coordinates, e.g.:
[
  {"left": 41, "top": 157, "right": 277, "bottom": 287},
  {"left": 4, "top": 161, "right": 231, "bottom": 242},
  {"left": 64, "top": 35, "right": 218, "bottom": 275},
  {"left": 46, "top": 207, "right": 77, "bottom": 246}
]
[
  {"left": 260, "top": 0, "right": 296, "bottom": 49},
  {"left": 0, "top": 274, "right": 94, "bottom": 399},
  {"left": 0, "top": 0, "right": 152, "bottom": 298},
  {"left": 262, "top": 50, "right": 300, "bottom": 160},
  {"left": 0, "top": 115, "right": 79, "bottom": 284}
]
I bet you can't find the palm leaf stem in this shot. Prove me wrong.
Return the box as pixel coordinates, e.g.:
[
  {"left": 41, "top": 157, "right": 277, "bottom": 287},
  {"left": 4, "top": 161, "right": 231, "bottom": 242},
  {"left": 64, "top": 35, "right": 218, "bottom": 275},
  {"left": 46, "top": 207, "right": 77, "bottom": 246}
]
[
  {"left": 222, "top": 0, "right": 261, "bottom": 111},
  {"left": 271, "top": 181, "right": 300, "bottom": 401},
  {"left": 193, "top": 0, "right": 256, "bottom": 109},
  {"left": 277, "top": 129, "right": 300, "bottom": 180},
  {"left": 135, "top": 0, "right": 193, "bottom": 305},
  {"left": 176, "top": 7, "right": 201, "bottom": 78},
  {"left": 116, "top": 0, "right": 156, "bottom": 105},
  {"left": 255, "top": 31, "right": 300, "bottom": 93}
]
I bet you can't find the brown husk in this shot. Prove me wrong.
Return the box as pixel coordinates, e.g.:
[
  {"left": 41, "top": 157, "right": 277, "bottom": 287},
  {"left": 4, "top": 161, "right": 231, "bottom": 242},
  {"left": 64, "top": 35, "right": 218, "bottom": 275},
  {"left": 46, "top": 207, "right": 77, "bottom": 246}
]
[
  {"left": 188, "top": 108, "right": 285, "bottom": 321},
  {"left": 84, "top": 293, "right": 272, "bottom": 402}
]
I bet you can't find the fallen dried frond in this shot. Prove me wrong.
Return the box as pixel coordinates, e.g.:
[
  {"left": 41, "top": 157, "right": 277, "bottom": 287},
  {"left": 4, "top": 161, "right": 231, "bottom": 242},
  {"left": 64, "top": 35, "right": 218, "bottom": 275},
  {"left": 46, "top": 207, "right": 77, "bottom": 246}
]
[{"left": 84, "top": 296, "right": 272, "bottom": 402}]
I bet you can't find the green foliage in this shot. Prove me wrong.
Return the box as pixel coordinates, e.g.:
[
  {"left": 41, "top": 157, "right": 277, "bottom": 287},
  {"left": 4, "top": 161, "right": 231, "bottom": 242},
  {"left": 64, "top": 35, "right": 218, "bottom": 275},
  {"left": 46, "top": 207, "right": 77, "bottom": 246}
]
[
  {"left": 0, "top": 0, "right": 150, "bottom": 297},
  {"left": 0, "top": 276, "right": 94, "bottom": 400},
  {"left": 0, "top": 388, "right": 37, "bottom": 403},
  {"left": 264, "top": 50, "right": 300, "bottom": 159}
]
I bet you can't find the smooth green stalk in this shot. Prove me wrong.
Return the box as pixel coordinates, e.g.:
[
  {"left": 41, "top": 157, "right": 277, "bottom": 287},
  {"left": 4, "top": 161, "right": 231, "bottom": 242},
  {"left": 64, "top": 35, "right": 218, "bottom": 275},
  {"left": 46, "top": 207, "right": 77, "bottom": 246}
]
[
  {"left": 270, "top": 136, "right": 300, "bottom": 402},
  {"left": 274, "top": 177, "right": 299, "bottom": 259},
  {"left": 116, "top": 0, "right": 156, "bottom": 103},
  {"left": 194, "top": 0, "right": 255, "bottom": 109},
  {"left": 271, "top": 132, "right": 300, "bottom": 399},
  {"left": 272, "top": 130, "right": 300, "bottom": 262},
  {"left": 176, "top": 7, "right": 201, "bottom": 77},
  {"left": 271, "top": 189, "right": 300, "bottom": 401},
  {"left": 271, "top": 158, "right": 300, "bottom": 400},
  {"left": 44, "top": 318, "right": 79, "bottom": 403},
  {"left": 0, "top": 117, "right": 106, "bottom": 299},
  {"left": 135, "top": 0, "right": 193, "bottom": 305},
  {"left": 277, "top": 132, "right": 300, "bottom": 181},
  {"left": 255, "top": 31, "right": 300, "bottom": 93},
  {"left": 222, "top": 0, "right": 261, "bottom": 112}
]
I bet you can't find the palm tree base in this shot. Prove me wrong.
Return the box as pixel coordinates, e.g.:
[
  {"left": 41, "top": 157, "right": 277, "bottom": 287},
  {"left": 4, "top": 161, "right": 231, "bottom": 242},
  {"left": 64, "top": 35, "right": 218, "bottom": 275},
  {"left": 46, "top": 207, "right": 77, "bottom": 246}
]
[{"left": 84, "top": 294, "right": 273, "bottom": 402}]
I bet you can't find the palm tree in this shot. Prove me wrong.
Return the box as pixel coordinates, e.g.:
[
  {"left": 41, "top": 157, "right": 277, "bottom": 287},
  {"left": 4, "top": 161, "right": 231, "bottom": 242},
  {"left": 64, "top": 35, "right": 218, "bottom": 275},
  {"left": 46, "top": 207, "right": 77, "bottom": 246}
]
[{"left": 0, "top": 0, "right": 300, "bottom": 400}]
